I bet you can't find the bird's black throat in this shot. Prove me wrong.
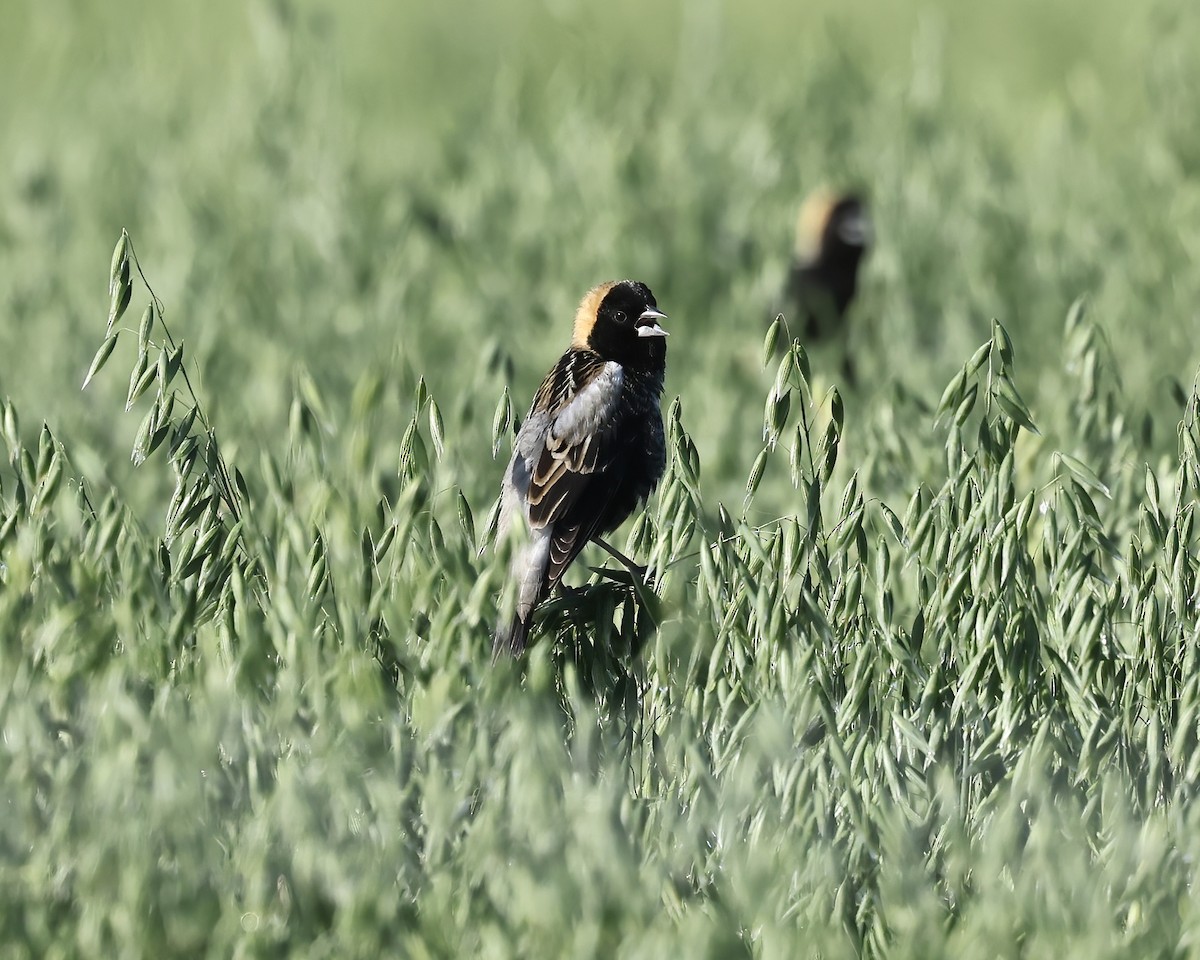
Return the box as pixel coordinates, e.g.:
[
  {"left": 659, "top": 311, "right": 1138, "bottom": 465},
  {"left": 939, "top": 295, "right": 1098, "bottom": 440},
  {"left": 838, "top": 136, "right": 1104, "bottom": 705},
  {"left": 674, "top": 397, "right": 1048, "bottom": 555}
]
[{"left": 585, "top": 324, "right": 667, "bottom": 372}]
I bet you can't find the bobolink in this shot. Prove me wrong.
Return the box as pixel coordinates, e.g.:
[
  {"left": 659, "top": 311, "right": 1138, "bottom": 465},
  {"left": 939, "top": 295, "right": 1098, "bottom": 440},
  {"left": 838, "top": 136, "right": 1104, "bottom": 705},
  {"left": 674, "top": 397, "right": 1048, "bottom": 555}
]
[
  {"left": 783, "top": 190, "right": 871, "bottom": 380},
  {"left": 495, "top": 280, "right": 669, "bottom": 655}
]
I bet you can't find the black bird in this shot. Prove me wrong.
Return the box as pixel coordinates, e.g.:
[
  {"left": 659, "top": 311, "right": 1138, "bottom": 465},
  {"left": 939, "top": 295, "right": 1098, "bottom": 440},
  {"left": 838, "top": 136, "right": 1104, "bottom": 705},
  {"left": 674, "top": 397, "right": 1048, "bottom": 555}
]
[
  {"left": 495, "top": 280, "right": 669, "bottom": 655},
  {"left": 783, "top": 190, "right": 872, "bottom": 381}
]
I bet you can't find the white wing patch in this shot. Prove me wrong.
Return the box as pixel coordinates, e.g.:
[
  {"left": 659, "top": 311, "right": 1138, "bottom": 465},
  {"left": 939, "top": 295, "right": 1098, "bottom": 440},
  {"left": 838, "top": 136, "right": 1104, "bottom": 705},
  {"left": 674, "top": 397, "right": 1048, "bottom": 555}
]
[{"left": 550, "top": 362, "right": 623, "bottom": 446}]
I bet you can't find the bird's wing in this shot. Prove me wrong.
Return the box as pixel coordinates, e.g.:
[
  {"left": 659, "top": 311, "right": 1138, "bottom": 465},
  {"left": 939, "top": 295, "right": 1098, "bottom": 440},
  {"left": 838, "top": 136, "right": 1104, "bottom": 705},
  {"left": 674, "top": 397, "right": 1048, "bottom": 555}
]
[{"left": 524, "top": 352, "right": 626, "bottom": 587}]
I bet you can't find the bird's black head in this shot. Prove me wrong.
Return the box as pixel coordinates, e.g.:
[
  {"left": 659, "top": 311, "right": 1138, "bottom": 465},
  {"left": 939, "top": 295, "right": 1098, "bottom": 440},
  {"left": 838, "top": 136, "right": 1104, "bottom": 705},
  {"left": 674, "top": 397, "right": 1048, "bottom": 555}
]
[
  {"left": 572, "top": 280, "right": 669, "bottom": 370},
  {"left": 823, "top": 195, "right": 871, "bottom": 265},
  {"left": 795, "top": 190, "right": 872, "bottom": 270}
]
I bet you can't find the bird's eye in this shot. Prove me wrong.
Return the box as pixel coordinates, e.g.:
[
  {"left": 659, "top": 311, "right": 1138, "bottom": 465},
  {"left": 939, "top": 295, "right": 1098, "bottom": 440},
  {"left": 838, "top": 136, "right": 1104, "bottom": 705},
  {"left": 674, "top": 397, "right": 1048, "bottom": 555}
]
[{"left": 614, "top": 310, "right": 628, "bottom": 324}]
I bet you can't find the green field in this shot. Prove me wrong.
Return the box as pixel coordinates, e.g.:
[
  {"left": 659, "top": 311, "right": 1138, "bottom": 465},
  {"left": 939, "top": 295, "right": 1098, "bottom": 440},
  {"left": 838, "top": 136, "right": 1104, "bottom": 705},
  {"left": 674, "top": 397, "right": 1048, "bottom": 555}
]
[{"left": 4, "top": 1, "right": 1200, "bottom": 955}]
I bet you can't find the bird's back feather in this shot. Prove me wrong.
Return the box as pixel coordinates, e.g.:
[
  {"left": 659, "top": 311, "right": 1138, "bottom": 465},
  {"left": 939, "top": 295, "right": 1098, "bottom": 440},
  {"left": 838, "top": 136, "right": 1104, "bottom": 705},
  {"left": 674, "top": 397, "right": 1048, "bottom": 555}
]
[{"left": 495, "top": 349, "right": 663, "bottom": 654}]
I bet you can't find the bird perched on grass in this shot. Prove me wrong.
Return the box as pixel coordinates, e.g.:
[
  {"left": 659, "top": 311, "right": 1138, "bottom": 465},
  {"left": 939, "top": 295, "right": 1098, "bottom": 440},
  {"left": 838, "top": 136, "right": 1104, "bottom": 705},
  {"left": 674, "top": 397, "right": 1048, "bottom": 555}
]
[
  {"left": 494, "top": 280, "right": 669, "bottom": 656},
  {"left": 782, "top": 189, "right": 872, "bottom": 382}
]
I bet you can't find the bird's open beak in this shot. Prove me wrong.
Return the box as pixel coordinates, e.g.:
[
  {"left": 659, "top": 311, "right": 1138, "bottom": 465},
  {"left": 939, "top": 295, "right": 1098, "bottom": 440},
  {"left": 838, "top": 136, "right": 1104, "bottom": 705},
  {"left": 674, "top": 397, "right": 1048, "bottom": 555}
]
[{"left": 635, "top": 307, "right": 669, "bottom": 338}]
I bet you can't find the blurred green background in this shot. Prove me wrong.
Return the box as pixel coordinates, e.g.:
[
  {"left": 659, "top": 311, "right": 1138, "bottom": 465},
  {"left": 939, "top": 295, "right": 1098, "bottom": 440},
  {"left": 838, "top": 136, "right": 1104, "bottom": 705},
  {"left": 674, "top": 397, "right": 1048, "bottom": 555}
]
[
  {"left": 4, "top": 0, "right": 1199, "bottom": 514},
  {"left": 2, "top": 0, "right": 1171, "bottom": 139},
  {"left": 5, "top": 2, "right": 1200, "bottom": 954}
]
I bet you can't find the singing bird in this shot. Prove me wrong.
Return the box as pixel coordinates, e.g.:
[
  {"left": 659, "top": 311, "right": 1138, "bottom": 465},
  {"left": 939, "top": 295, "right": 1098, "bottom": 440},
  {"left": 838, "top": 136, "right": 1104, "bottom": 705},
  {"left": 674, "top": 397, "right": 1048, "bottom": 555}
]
[
  {"left": 783, "top": 190, "right": 872, "bottom": 381},
  {"left": 495, "top": 280, "right": 669, "bottom": 655}
]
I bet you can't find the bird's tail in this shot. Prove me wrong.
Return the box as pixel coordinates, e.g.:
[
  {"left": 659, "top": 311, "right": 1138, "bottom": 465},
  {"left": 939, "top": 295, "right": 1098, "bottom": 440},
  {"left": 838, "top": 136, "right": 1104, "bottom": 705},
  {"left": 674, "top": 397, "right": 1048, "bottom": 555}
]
[
  {"left": 492, "top": 532, "right": 551, "bottom": 659},
  {"left": 493, "top": 616, "right": 533, "bottom": 658}
]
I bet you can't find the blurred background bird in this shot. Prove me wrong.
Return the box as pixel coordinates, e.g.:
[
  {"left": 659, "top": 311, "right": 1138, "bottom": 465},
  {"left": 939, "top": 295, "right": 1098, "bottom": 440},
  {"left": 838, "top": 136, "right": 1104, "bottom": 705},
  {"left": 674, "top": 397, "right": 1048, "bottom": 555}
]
[
  {"left": 780, "top": 189, "right": 872, "bottom": 385},
  {"left": 494, "top": 280, "right": 669, "bottom": 656}
]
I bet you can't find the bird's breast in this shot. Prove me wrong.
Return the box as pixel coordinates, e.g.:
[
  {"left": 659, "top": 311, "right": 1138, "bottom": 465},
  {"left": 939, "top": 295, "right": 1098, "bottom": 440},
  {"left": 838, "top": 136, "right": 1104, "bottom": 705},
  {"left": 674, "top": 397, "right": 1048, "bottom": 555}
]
[{"left": 610, "top": 368, "right": 667, "bottom": 500}]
